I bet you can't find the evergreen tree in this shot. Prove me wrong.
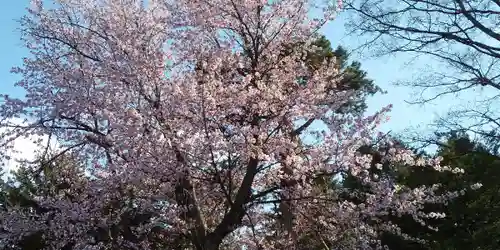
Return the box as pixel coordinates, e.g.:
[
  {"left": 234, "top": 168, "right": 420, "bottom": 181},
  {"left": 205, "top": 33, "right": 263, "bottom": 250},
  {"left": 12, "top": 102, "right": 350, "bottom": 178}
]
[{"left": 381, "top": 133, "right": 500, "bottom": 250}]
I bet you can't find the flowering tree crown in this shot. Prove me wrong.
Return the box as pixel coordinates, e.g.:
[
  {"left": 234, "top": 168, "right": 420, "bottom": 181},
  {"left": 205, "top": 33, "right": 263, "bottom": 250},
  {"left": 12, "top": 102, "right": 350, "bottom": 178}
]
[{"left": 0, "top": 0, "right": 471, "bottom": 249}]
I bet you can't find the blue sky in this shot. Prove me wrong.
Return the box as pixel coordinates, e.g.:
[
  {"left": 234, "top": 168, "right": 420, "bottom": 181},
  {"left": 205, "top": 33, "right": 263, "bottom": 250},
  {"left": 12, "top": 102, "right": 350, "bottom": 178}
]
[
  {"left": 321, "top": 13, "right": 479, "bottom": 135},
  {"left": 0, "top": 2, "right": 29, "bottom": 99},
  {"left": 0, "top": 2, "right": 470, "bottom": 136}
]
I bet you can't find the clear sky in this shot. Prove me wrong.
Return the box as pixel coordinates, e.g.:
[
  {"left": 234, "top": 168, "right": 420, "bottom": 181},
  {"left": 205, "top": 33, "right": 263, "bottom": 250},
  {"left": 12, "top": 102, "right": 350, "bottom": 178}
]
[
  {"left": 0, "top": 2, "right": 474, "bottom": 137},
  {"left": 321, "top": 13, "right": 475, "bottom": 135},
  {"left": 0, "top": 2, "right": 29, "bottom": 99}
]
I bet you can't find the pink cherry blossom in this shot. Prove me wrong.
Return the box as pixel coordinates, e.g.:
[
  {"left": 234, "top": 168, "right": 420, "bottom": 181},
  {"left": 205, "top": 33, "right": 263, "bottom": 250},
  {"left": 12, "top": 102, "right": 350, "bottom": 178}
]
[{"left": 0, "top": 0, "right": 470, "bottom": 249}]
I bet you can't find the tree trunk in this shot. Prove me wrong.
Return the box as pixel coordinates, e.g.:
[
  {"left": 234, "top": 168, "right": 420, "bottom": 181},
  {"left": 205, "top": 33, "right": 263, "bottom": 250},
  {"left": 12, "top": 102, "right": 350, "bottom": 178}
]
[{"left": 200, "top": 239, "right": 220, "bottom": 250}]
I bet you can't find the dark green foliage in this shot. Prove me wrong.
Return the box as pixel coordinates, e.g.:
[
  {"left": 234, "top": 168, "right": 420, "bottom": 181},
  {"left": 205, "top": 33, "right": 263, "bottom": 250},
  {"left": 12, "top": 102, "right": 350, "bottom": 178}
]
[
  {"left": 331, "top": 45, "right": 381, "bottom": 114},
  {"left": 277, "top": 35, "right": 380, "bottom": 115},
  {"left": 381, "top": 133, "right": 500, "bottom": 250},
  {"left": 301, "top": 36, "right": 381, "bottom": 114},
  {"left": 299, "top": 131, "right": 500, "bottom": 250},
  {"left": 424, "top": 134, "right": 500, "bottom": 250}
]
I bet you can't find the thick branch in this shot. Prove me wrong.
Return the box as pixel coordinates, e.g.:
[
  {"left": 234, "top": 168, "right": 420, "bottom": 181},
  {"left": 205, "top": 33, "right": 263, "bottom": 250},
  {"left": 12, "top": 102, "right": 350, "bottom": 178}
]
[{"left": 204, "top": 157, "right": 259, "bottom": 248}]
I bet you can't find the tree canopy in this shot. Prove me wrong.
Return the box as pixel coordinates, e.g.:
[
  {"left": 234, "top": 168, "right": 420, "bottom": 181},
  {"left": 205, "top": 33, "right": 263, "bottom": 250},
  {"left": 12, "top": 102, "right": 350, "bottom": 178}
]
[
  {"left": 2, "top": 0, "right": 498, "bottom": 249},
  {"left": 0, "top": 0, "right": 457, "bottom": 249}
]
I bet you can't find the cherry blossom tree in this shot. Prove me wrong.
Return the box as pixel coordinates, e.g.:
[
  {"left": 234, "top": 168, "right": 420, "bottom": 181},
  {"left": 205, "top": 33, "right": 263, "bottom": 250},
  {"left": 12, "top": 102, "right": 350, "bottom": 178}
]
[{"left": 0, "top": 0, "right": 472, "bottom": 249}]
